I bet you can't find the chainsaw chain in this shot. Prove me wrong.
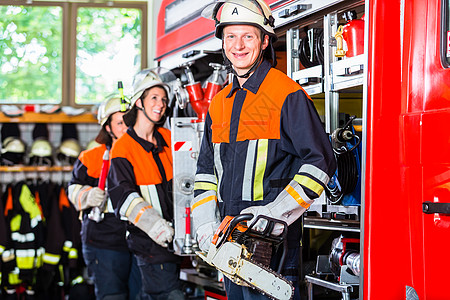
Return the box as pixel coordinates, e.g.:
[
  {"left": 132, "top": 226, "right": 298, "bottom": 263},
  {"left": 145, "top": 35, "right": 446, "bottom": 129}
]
[{"left": 239, "top": 257, "right": 294, "bottom": 300}]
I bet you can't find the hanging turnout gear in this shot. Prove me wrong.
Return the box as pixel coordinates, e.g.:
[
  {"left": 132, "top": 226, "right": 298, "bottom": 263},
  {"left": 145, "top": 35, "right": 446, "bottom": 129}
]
[
  {"left": 3, "top": 182, "right": 46, "bottom": 291},
  {"left": 202, "top": 0, "right": 278, "bottom": 77}
]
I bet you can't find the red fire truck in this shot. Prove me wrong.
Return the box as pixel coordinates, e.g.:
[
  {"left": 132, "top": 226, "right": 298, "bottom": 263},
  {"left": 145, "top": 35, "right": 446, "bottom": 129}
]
[{"left": 155, "top": 0, "right": 450, "bottom": 299}]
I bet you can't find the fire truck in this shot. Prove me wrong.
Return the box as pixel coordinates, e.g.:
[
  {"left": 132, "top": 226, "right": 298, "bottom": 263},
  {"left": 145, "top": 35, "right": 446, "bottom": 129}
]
[{"left": 154, "top": 0, "right": 450, "bottom": 299}]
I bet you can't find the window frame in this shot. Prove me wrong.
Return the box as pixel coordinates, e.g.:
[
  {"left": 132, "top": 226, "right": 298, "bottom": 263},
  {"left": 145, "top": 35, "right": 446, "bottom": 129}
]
[{"left": 1, "top": 0, "right": 147, "bottom": 107}]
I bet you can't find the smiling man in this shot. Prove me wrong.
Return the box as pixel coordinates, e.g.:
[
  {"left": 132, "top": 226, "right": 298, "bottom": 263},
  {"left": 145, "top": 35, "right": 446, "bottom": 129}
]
[{"left": 192, "top": 0, "right": 337, "bottom": 299}]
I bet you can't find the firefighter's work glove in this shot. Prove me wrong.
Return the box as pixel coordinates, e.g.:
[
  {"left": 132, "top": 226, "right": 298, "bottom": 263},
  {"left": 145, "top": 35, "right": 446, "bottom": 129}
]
[
  {"left": 148, "top": 218, "right": 174, "bottom": 248},
  {"left": 128, "top": 201, "right": 174, "bottom": 247},
  {"left": 196, "top": 221, "right": 220, "bottom": 253},
  {"left": 240, "top": 180, "right": 314, "bottom": 235},
  {"left": 86, "top": 187, "right": 105, "bottom": 208},
  {"left": 68, "top": 184, "right": 105, "bottom": 211}
]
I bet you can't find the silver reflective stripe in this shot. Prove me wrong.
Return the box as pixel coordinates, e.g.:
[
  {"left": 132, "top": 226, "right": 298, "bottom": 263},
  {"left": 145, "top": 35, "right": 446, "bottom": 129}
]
[
  {"left": 31, "top": 215, "right": 41, "bottom": 228},
  {"left": 106, "top": 197, "right": 114, "bottom": 213},
  {"left": 195, "top": 174, "right": 217, "bottom": 184},
  {"left": 67, "top": 185, "right": 76, "bottom": 202},
  {"left": 119, "top": 192, "right": 141, "bottom": 218},
  {"left": 11, "top": 232, "right": 35, "bottom": 243},
  {"left": 16, "top": 249, "right": 35, "bottom": 258},
  {"left": 242, "top": 140, "right": 257, "bottom": 201},
  {"left": 43, "top": 253, "right": 60, "bottom": 264},
  {"left": 213, "top": 143, "right": 223, "bottom": 202},
  {"left": 299, "top": 164, "right": 330, "bottom": 185},
  {"left": 149, "top": 185, "right": 163, "bottom": 217},
  {"left": 140, "top": 185, "right": 163, "bottom": 217}
]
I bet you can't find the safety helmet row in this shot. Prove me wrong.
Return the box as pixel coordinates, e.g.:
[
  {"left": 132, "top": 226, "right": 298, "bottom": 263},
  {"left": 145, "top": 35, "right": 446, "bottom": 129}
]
[{"left": 0, "top": 137, "right": 83, "bottom": 166}]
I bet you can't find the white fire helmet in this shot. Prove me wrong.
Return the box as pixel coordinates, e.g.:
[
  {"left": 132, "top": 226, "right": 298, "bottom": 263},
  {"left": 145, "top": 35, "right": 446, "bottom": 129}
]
[
  {"left": 56, "top": 139, "right": 82, "bottom": 162},
  {"left": 1, "top": 137, "right": 26, "bottom": 154},
  {"left": 130, "top": 67, "right": 175, "bottom": 107},
  {"left": 202, "top": 0, "right": 276, "bottom": 41},
  {"left": 29, "top": 139, "right": 53, "bottom": 158},
  {"left": 28, "top": 138, "right": 54, "bottom": 166},
  {"left": 97, "top": 94, "right": 129, "bottom": 126}
]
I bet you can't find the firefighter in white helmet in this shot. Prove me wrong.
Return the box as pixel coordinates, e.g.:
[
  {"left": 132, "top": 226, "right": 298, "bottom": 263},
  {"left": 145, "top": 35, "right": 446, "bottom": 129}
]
[
  {"left": 68, "top": 95, "right": 142, "bottom": 300},
  {"left": 107, "top": 68, "right": 184, "bottom": 300},
  {"left": 193, "top": 1, "right": 337, "bottom": 298}
]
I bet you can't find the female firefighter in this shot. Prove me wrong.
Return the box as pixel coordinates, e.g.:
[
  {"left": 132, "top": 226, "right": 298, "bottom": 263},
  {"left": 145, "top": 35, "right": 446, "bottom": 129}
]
[
  {"left": 68, "top": 95, "right": 142, "bottom": 300},
  {"left": 192, "top": 0, "right": 337, "bottom": 299},
  {"left": 107, "top": 69, "right": 184, "bottom": 300}
]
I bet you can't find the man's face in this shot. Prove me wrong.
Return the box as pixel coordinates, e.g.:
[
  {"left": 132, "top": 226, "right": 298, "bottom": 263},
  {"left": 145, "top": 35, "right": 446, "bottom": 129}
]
[{"left": 223, "top": 25, "right": 269, "bottom": 76}]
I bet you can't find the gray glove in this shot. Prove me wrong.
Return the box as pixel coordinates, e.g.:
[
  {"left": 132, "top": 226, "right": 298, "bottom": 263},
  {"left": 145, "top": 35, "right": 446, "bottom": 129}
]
[
  {"left": 86, "top": 187, "right": 105, "bottom": 208},
  {"left": 128, "top": 200, "right": 174, "bottom": 247},
  {"left": 195, "top": 221, "right": 220, "bottom": 253},
  {"left": 67, "top": 184, "right": 105, "bottom": 211},
  {"left": 241, "top": 180, "right": 314, "bottom": 235}
]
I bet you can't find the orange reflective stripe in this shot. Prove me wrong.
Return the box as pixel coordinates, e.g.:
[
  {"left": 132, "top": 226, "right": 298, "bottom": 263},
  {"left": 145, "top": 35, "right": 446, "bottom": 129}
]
[
  {"left": 4, "top": 187, "right": 13, "bottom": 216},
  {"left": 60, "top": 187, "right": 71, "bottom": 210},
  {"left": 192, "top": 195, "right": 217, "bottom": 211},
  {"left": 285, "top": 185, "right": 310, "bottom": 209},
  {"left": 34, "top": 191, "right": 44, "bottom": 219},
  {"left": 134, "top": 205, "right": 152, "bottom": 223}
]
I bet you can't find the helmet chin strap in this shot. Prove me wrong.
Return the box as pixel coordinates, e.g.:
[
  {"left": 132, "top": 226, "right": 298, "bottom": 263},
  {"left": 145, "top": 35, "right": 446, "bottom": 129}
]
[
  {"left": 107, "top": 130, "right": 118, "bottom": 141},
  {"left": 136, "top": 103, "right": 165, "bottom": 126}
]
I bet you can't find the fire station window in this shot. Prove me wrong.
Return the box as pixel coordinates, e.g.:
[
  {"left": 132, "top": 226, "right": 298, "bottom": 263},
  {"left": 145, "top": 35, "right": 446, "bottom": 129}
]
[
  {"left": 75, "top": 7, "right": 143, "bottom": 105},
  {"left": 0, "top": 2, "right": 146, "bottom": 106},
  {"left": 0, "top": 5, "right": 63, "bottom": 104},
  {"left": 443, "top": 0, "right": 450, "bottom": 67}
]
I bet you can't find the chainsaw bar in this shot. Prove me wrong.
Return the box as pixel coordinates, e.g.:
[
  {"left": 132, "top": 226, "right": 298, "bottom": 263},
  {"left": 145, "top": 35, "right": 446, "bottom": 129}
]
[{"left": 237, "top": 257, "right": 294, "bottom": 300}]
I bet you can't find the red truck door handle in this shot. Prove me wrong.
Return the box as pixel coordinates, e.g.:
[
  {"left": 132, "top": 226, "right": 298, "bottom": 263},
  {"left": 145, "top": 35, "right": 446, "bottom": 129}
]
[{"left": 422, "top": 202, "right": 450, "bottom": 214}]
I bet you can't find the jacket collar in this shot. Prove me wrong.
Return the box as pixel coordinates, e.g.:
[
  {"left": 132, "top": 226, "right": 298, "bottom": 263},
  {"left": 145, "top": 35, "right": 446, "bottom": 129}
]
[
  {"left": 126, "top": 126, "right": 167, "bottom": 153},
  {"left": 226, "top": 60, "right": 272, "bottom": 98}
]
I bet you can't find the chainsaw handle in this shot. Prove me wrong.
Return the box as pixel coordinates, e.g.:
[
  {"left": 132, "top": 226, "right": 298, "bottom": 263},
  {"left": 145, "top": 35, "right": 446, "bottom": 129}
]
[
  {"left": 216, "top": 214, "right": 254, "bottom": 249},
  {"left": 228, "top": 214, "right": 289, "bottom": 274},
  {"left": 230, "top": 213, "right": 254, "bottom": 231},
  {"left": 246, "top": 215, "right": 289, "bottom": 274}
]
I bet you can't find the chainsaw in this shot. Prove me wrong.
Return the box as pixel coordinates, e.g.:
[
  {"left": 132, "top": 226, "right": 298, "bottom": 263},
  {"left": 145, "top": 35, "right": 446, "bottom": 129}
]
[{"left": 196, "top": 214, "right": 294, "bottom": 300}]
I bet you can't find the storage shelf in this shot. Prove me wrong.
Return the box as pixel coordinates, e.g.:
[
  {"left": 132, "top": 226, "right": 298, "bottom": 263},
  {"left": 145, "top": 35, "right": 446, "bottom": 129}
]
[
  {"left": 0, "top": 112, "right": 97, "bottom": 123},
  {"left": 0, "top": 165, "right": 73, "bottom": 172},
  {"left": 304, "top": 217, "right": 360, "bottom": 232},
  {"left": 331, "top": 54, "right": 365, "bottom": 91}
]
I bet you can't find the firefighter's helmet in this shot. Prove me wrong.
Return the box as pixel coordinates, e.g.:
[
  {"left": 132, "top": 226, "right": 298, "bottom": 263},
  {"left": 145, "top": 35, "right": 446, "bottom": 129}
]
[
  {"left": 202, "top": 0, "right": 276, "bottom": 41},
  {"left": 97, "top": 94, "right": 129, "bottom": 126},
  {"left": 1, "top": 137, "right": 26, "bottom": 165},
  {"left": 130, "top": 67, "right": 172, "bottom": 106},
  {"left": 29, "top": 138, "right": 53, "bottom": 166},
  {"left": 56, "top": 138, "right": 82, "bottom": 165},
  {"left": 1, "top": 137, "right": 26, "bottom": 154}
]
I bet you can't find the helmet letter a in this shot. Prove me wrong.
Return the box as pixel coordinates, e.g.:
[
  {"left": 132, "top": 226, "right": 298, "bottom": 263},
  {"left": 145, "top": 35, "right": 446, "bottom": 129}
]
[{"left": 232, "top": 7, "right": 239, "bottom": 15}]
